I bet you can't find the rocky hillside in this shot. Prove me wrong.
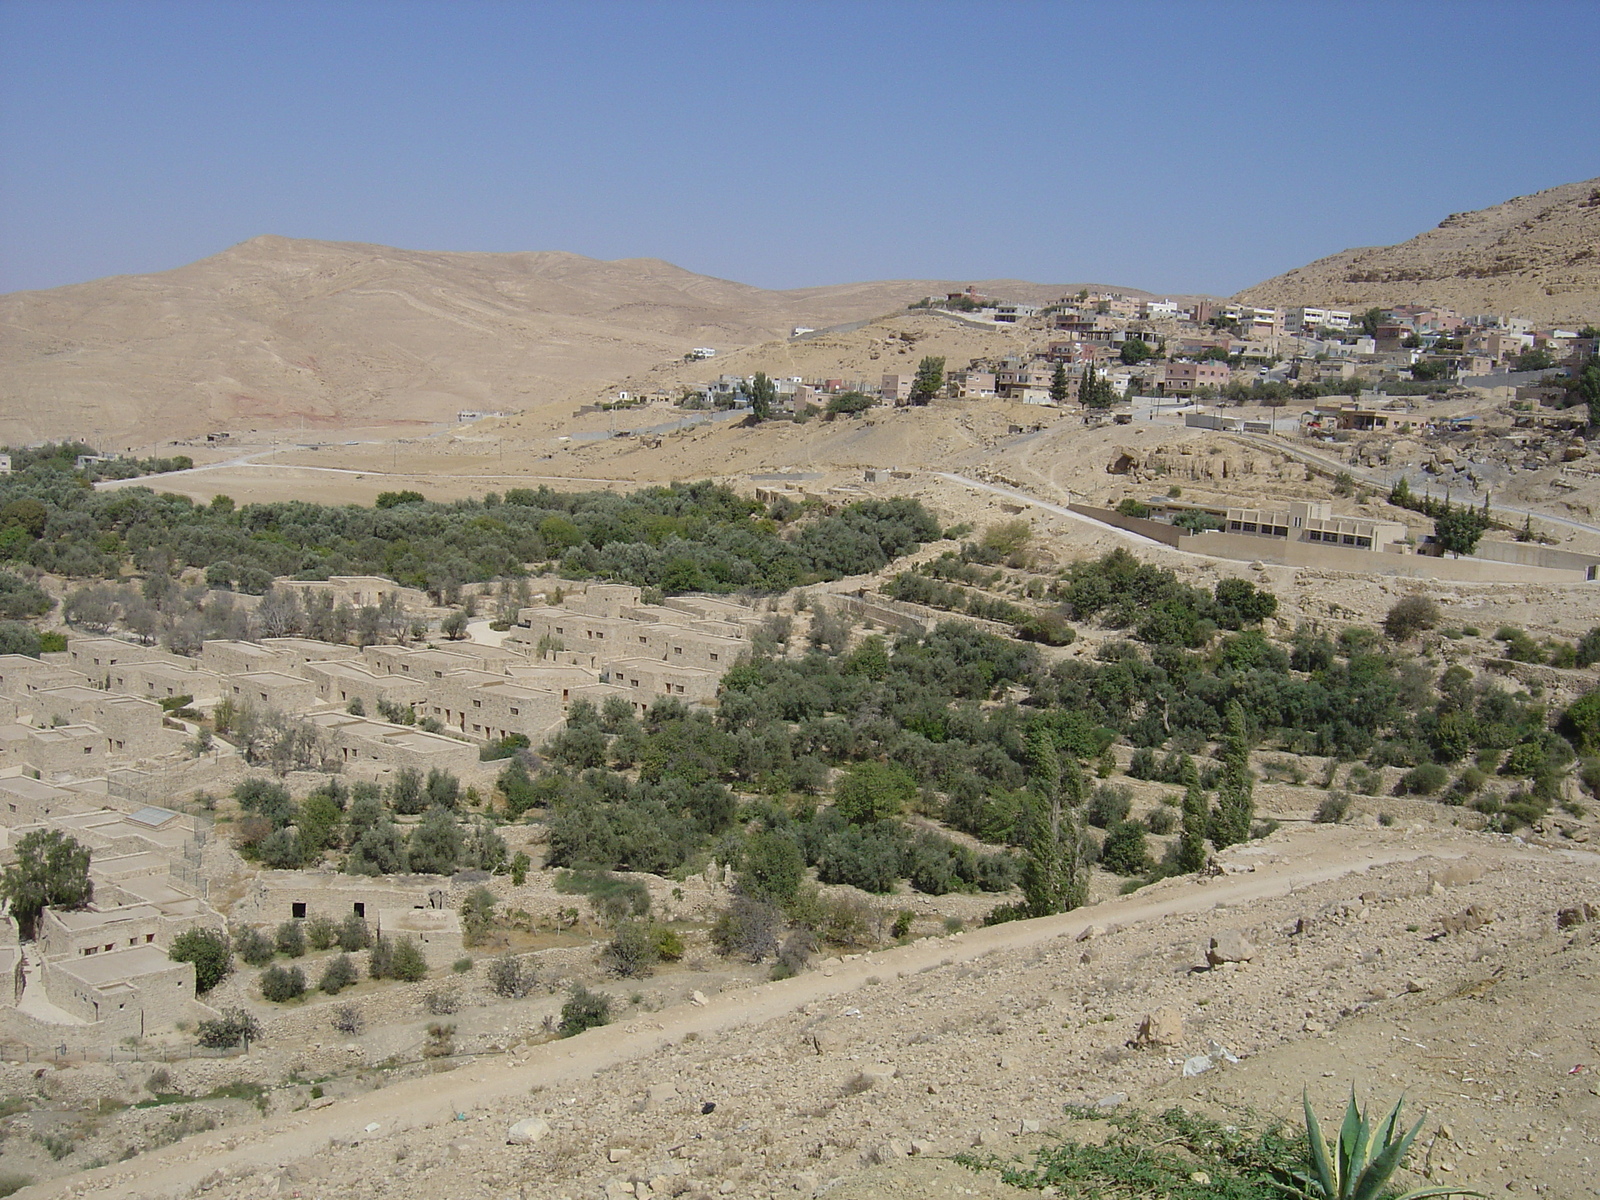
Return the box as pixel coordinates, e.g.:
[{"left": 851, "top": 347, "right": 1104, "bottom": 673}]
[
  {"left": 18, "top": 826, "right": 1600, "bottom": 1200},
  {"left": 0, "top": 236, "right": 1112, "bottom": 447},
  {"left": 1236, "top": 177, "right": 1600, "bottom": 325}
]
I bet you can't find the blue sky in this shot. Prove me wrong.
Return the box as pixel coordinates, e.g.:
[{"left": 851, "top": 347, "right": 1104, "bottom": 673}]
[{"left": 2, "top": 0, "right": 1597, "bottom": 296}]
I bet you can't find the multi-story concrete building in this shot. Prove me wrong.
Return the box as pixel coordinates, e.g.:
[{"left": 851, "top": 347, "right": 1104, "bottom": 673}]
[
  {"left": 880, "top": 374, "right": 919, "bottom": 405},
  {"left": 1161, "top": 360, "right": 1232, "bottom": 395},
  {"left": 1287, "top": 307, "right": 1353, "bottom": 332},
  {"left": 994, "top": 359, "right": 1054, "bottom": 400},
  {"left": 945, "top": 369, "right": 996, "bottom": 398}
]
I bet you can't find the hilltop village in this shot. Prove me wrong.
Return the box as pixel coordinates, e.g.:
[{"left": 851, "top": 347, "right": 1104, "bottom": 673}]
[{"left": 645, "top": 292, "right": 1595, "bottom": 415}]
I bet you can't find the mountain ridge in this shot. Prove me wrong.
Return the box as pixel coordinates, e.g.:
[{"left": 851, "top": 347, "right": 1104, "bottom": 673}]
[
  {"left": 1235, "top": 176, "right": 1600, "bottom": 324},
  {"left": 0, "top": 236, "right": 1151, "bottom": 446}
]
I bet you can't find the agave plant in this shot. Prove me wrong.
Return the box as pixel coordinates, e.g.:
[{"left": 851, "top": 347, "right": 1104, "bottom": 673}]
[{"left": 1281, "top": 1090, "right": 1485, "bottom": 1200}]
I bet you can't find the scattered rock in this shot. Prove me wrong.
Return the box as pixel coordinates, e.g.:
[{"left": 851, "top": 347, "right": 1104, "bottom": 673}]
[
  {"left": 1019, "top": 1119, "right": 1042, "bottom": 1133},
  {"left": 608, "top": 1147, "right": 631, "bottom": 1163},
  {"left": 690, "top": 990, "right": 708, "bottom": 1006},
  {"left": 1096, "top": 1092, "right": 1128, "bottom": 1108},
  {"left": 1207, "top": 930, "right": 1257, "bottom": 966},
  {"left": 507, "top": 1117, "right": 551, "bottom": 1145},
  {"left": 909, "top": 1139, "right": 934, "bottom": 1156}
]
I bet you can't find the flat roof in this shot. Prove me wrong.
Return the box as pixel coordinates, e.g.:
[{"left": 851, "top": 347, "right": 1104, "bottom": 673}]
[
  {"left": 57, "top": 943, "right": 182, "bottom": 986},
  {"left": 0, "top": 775, "right": 74, "bottom": 801},
  {"left": 130, "top": 662, "right": 209, "bottom": 679},
  {"left": 303, "top": 660, "right": 385, "bottom": 681},
  {"left": 126, "top": 805, "right": 180, "bottom": 828},
  {"left": 232, "top": 670, "right": 314, "bottom": 686},
  {"left": 34, "top": 685, "right": 105, "bottom": 702},
  {"left": 89, "top": 851, "right": 168, "bottom": 877},
  {"left": 51, "top": 903, "right": 160, "bottom": 930},
  {"left": 30, "top": 725, "right": 99, "bottom": 743},
  {"left": 606, "top": 657, "right": 715, "bottom": 677},
  {"left": 203, "top": 640, "right": 278, "bottom": 658}
]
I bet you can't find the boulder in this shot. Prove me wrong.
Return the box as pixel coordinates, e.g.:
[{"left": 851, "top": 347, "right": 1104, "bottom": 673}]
[
  {"left": 1429, "top": 863, "right": 1485, "bottom": 889},
  {"left": 507, "top": 1117, "right": 551, "bottom": 1145},
  {"left": 1557, "top": 902, "right": 1599, "bottom": 928},
  {"left": 1206, "top": 930, "right": 1257, "bottom": 966},
  {"left": 1438, "top": 904, "right": 1495, "bottom": 936},
  {"left": 640, "top": 1082, "right": 678, "bottom": 1110},
  {"left": 1132, "top": 1006, "right": 1184, "bottom": 1049},
  {"left": 853, "top": 1065, "right": 897, "bottom": 1091}
]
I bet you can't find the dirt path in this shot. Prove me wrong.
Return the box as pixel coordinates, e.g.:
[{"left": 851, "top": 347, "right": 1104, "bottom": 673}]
[{"left": 23, "top": 828, "right": 1528, "bottom": 1200}]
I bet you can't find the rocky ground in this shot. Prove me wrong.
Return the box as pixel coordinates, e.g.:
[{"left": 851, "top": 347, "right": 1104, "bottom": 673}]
[{"left": 11, "top": 824, "right": 1598, "bottom": 1200}]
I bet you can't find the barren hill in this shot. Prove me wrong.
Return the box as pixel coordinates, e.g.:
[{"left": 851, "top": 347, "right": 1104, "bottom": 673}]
[
  {"left": 0, "top": 236, "right": 1124, "bottom": 447},
  {"left": 1236, "top": 177, "right": 1600, "bottom": 324}
]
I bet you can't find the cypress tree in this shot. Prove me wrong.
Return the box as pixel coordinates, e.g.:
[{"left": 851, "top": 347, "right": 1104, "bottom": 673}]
[
  {"left": 1021, "top": 732, "right": 1090, "bottom": 916},
  {"left": 1210, "top": 701, "right": 1254, "bottom": 848},
  {"left": 1177, "top": 782, "right": 1210, "bottom": 873}
]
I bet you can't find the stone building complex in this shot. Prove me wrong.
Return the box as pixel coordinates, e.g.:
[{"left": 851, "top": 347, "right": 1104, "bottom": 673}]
[{"left": 0, "top": 582, "right": 764, "bottom": 1047}]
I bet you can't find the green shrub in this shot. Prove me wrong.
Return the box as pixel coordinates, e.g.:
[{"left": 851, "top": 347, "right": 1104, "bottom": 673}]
[
  {"left": 1099, "top": 821, "right": 1150, "bottom": 876},
  {"left": 1398, "top": 763, "right": 1448, "bottom": 795},
  {"left": 1086, "top": 783, "right": 1132, "bottom": 829},
  {"left": 168, "top": 927, "right": 232, "bottom": 994},
  {"left": 650, "top": 925, "right": 684, "bottom": 962},
  {"left": 1383, "top": 595, "right": 1440, "bottom": 641},
  {"left": 259, "top": 964, "right": 306, "bottom": 1003},
  {"left": 367, "top": 936, "right": 393, "bottom": 980},
  {"left": 558, "top": 985, "right": 612, "bottom": 1037},
  {"left": 601, "top": 921, "right": 660, "bottom": 978},
  {"left": 710, "top": 896, "right": 781, "bottom": 962},
  {"left": 338, "top": 913, "right": 371, "bottom": 952},
  {"left": 319, "top": 954, "right": 358, "bottom": 995},
  {"left": 274, "top": 920, "right": 305, "bottom": 958},
  {"left": 488, "top": 954, "right": 536, "bottom": 998},
  {"left": 234, "top": 925, "right": 274, "bottom": 966},
  {"left": 305, "top": 915, "right": 339, "bottom": 951},
  {"left": 833, "top": 761, "right": 916, "bottom": 825},
  {"left": 195, "top": 1007, "right": 261, "bottom": 1049},
  {"left": 1145, "top": 805, "right": 1177, "bottom": 835},
  {"left": 739, "top": 829, "right": 805, "bottom": 906},
  {"left": 1314, "top": 793, "right": 1351, "bottom": 824},
  {"left": 389, "top": 936, "right": 428, "bottom": 982}
]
